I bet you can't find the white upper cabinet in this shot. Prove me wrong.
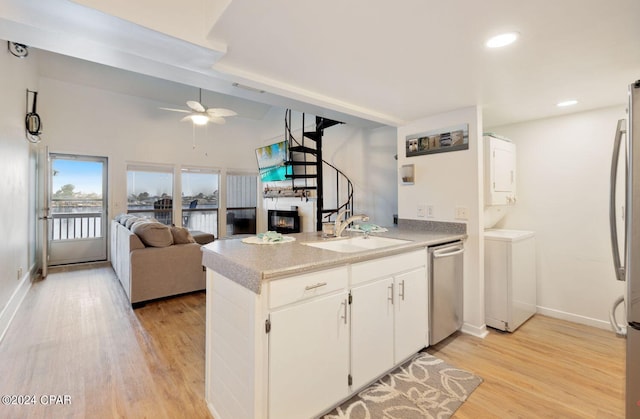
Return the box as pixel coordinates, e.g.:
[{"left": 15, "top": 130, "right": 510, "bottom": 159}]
[{"left": 485, "top": 134, "right": 517, "bottom": 206}]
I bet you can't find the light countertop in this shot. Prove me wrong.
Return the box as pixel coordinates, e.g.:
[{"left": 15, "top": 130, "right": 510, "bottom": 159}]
[{"left": 201, "top": 227, "right": 466, "bottom": 294}]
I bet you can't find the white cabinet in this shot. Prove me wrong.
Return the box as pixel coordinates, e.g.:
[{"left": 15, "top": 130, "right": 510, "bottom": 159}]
[
  {"left": 350, "top": 251, "right": 427, "bottom": 390},
  {"left": 350, "top": 276, "right": 394, "bottom": 390},
  {"left": 206, "top": 248, "right": 433, "bottom": 419},
  {"left": 394, "top": 268, "right": 428, "bottom": 361},
  {"left": 268, "top": 267, "right": 349, "bottom": 419},
  {"left": 485, "top": 134, "right": 516, "bottom": 205},
  {"left": 269, "top": 292, "right": 349, "bottom": 419}
]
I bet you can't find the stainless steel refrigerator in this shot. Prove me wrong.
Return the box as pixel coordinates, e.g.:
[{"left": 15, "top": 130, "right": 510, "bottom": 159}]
[{"left": 610, "top": 80, "right": 640, "bottom": 418}]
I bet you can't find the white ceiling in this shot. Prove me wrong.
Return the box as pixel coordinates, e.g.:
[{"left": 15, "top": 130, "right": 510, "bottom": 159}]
[{"left": 1, "top": 0, "right": 639, "bottom": 128}]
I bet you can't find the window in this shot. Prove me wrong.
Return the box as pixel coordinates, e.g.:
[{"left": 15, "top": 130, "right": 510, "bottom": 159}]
[
  {"left": 127, "top": 165, "right": 173, "bottom": 225},
  {"left": 181, "top": 169, "right": 219, "bottom": 236},
  {"left": 51, "top": 156, "right": 106, "bottom": 240},
  {"left": 226, "top": 173, "right": 258, "bottom": 236}
]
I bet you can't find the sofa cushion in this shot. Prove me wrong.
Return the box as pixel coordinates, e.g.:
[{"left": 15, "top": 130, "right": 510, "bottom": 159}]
[
  {"left": 125, "top": 216, "right": 140, "bottom": 229},
  {"left": 170, "top": 226, "right": 196, "bottom": 244},
  {"left": 131, "top": 222, "right": 174, "bottom": 247}
]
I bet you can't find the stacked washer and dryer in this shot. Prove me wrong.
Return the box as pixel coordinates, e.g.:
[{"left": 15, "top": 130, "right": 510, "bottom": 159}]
[{"left": 483, "top": 134, "right": 537, "bottom": 332}]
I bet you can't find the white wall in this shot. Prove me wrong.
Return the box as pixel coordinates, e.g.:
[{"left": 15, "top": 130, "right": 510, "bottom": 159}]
[
  {"left": 489, "top": 106, "right": 627, "bottom": 329},
  {"left": 0, "top": 42, "right": 39, "bottom": 338},
  {"left": 397, "top": 107, "right": 487, "bottom": 338},
  {"left": 325, "top": 124, "right": 398, "bottom": 228}
]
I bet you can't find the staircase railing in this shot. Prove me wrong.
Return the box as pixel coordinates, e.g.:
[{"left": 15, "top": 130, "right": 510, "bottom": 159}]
[{"left": 284, "top": 109, "right": 354, "bottom": 231}]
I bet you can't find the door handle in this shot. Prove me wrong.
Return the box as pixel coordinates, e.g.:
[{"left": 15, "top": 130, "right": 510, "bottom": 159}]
[
  {"left": 341, "top": 299, "right": 348, "bottom": 324},
  {"left": 609, "top": 295, "right": 626, "bottom": 337},
  {"left": 433, "top": 246, "right": 464, "bottom": 258},
  {"left": 388, "top": 283, "right": 394, "bottom": 304},
  {"left": 399, "top": 280, "right": 405, "bottom": 301},
  {"left": 609, "top": 118, "right": 627, "bottom": 281}
]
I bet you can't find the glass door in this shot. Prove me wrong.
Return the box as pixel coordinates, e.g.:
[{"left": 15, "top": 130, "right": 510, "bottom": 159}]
[{"left": 48, "top": 154, "right": 108, "bottom": 265}]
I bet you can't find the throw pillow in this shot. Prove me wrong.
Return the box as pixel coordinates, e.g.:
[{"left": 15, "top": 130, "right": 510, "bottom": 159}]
[
  {"left": 131, "top": 222, "right": 174, "bottom": 248},
  {"left": 125, "top": 216, "right": 140, "bottom": 229},
  {"left": 170, "top": 226, "right": 196, "bottom": 244}
]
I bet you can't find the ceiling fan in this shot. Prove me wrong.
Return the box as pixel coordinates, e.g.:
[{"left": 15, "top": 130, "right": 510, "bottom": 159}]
[{"left": 160, "top": 88, "right": 237, "bottom": 125}]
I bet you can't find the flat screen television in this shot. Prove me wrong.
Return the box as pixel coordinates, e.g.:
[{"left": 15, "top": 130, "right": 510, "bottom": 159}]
[{"left": 255, "top": 140, "right": 292, "bottom": 182}]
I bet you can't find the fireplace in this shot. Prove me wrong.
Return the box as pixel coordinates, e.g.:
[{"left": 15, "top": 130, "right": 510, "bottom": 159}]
[{"left": 268, "top": 209, "right": 300, "bottom": 234}]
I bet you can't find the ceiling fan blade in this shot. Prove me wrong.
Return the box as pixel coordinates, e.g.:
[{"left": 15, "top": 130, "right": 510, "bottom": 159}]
[
  {"left": 207, "top": 108, "right": 238, "bottom": 117},
  {"left": 159, "top": 107, "right": 190, "bottom": 113},
  {"left": 186, "top": 100, "right": 205, "bottom": 112},
  {"left": 208, "top": 115, "right": 226, "bottom": 124}
]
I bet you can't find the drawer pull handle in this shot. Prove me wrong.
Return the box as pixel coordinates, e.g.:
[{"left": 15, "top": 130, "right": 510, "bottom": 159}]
[{"left": 305, "top": 282, "right": 327, "bottom": 291}]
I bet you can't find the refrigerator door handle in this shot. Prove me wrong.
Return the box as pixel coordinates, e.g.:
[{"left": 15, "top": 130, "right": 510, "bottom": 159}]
[
  {"left": 609, "top": 294, "right": 627, "bottom": 337},
  {"left": 609, "top": 118, "right": 627, "bottom": 282}
]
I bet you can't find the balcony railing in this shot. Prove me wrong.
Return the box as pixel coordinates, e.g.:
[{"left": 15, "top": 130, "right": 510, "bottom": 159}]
[{"left": 51, "top": 212, "right": 103, "bottom": 240}]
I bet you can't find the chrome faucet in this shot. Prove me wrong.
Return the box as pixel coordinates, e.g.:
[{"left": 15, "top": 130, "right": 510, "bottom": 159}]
[{"left": 334, "top": 209, "right": 369, "bottom": 237}]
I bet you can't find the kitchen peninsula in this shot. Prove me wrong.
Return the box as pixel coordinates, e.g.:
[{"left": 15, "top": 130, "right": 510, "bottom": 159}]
[{"left": 201, "top": 225, "right": 465, "bottom": 419}]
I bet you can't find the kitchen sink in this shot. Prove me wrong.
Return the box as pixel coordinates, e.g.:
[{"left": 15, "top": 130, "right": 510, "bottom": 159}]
[{"left": 302, "top": 236, "right": 411, "bottom": 253}]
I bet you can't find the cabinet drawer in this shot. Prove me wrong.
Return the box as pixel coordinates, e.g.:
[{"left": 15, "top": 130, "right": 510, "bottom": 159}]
[
  {"left": 351, "top": 250, "right": 426, "bottom": 286},
  {"left": 269, "top": 266, "right": 348, "bottom": 309}
]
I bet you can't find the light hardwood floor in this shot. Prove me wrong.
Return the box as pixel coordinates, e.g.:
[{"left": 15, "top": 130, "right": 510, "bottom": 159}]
[{"left": 0, "top": 265, "right": 625, "bottom": 418}]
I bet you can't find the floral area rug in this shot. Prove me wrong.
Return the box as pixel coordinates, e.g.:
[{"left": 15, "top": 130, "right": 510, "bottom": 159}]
[{"left": 323, "top": 352, "right": 482, "bottom": 419}]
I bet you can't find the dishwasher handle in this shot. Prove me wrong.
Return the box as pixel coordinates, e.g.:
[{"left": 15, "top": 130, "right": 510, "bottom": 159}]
[{"left": 432, "top": 245, "right": 464, "bottom": 259}]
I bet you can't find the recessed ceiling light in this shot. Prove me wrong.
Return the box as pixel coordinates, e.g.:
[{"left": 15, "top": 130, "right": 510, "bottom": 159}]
[
  {"left": 557, "top": 99, "right": 578, "bottom": 107},
  {"left": 485, "top": 32, "right": 519, "bottom": 48}
]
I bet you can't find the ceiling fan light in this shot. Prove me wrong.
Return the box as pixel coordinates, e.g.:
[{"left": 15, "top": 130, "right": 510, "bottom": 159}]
[{"left": 190, "top": 114, "right": 209, "bottom": 125}]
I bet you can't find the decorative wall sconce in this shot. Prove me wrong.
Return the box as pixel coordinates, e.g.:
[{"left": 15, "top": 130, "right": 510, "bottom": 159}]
[{"left": 400, "top": 164, "right": 415, "bottom": 184}]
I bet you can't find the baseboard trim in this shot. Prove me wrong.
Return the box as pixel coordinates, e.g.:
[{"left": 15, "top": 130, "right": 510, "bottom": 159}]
[
  {"left": 461, "top": 322, "right": 489, "bottom": 339},
  {"left": 536, "top": 306, "right": 613, "bottom": 331},
  {"left": 0, "top": 269, "right": 33, "bottom": 343},
  {"left": 207, "top": 402, "right": 224, "bottom": 419}
]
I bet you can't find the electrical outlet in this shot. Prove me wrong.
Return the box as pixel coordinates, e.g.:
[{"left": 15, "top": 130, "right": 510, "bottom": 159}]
[
  {"left": 17, "top": 267, "right": 23, "bottom": 280},
  {"left": 417, "top": 204, "right": 426, "bottom": 218},
  {"left": 427, "top": 205, "right": 434, "bottom": 218},
  {"left": 455, "top": 206, "right": 468, "bottom": 220}
]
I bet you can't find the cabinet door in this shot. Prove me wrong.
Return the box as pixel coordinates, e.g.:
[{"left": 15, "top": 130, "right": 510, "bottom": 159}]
[
  {"left": 394, "top": 267, "right": 428, "bottom": 363},
  {"left": 350, "top": 277, "right": 394, "bottom": 390},
  {"left": 269, "top": 292, "right": 349, "bottom": 419},
  {"left": 486, "top": 136, "right": 516, "bottom": 205},
  {"left": 493, "top": 144, "right": 515, "bottom": 192}
]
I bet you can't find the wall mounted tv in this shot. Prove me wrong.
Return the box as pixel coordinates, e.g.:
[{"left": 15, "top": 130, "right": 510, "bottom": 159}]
[{"left": 255, "top": 140, "right": 292, "bottom": 182}]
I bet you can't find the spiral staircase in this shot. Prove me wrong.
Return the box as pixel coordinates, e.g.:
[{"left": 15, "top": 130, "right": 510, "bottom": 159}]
[{"left": 284, "top": 109, "right": 354, "bottom": 231}]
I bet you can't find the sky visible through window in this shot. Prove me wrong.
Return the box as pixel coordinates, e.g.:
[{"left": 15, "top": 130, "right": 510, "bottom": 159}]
[{"left": 52, "top": 159, "right": 103, "bottom": 196}]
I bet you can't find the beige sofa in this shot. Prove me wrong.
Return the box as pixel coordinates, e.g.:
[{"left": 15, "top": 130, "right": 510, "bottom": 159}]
[{"left": 110, "top": 216, "right": 210, "bottom": 306}]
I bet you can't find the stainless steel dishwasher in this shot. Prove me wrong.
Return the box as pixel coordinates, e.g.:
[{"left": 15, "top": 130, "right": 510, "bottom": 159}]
[{"left": 429, "top": 241, "right": 464, "bottom": 345}]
